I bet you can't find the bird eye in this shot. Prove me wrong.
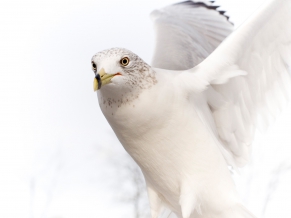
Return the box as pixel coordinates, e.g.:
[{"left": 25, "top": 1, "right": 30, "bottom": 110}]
[
  {"left": 120, "top": 57, "right": 130, "bottom": 66},
  {"left": 92, "top": 61, "right": 97, "bottom": 71}
]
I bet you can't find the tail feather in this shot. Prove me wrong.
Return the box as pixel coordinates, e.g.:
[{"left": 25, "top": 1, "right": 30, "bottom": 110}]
[
  {"left": 234, "top": 204, "right": 256, "bottom": 218},
  {"left": 203, "top": 204, "right": 256, "bottom": 218},
  {"left": 160, "top": 204, "right": 256, "bottom": 218},
  {"left": 193, "top": 204, "right": 256, "bottom": 218}
]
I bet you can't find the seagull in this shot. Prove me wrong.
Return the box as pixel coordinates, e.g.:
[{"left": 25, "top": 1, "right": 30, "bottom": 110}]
[{"left": 90, "top": 0, "right": 291, "bottom": 217}]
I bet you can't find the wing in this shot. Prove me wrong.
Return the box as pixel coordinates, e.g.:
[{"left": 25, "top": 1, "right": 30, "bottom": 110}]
[
  {"left": 182, "top": 0, "right": 291, "bottom": 168},
  {"left": 150, "top": 0, "right": 233, "bottom": 70}
]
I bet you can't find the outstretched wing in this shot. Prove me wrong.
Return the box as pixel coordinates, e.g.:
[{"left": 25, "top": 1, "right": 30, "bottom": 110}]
[
  {"left": 183, "top": 0, "right": 291, "bottom": 167},
  {"left": 150, "top": 0, "right": 233, "bottom": 70}
]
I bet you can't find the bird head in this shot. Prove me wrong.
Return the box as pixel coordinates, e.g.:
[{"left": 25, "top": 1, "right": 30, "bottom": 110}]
[{"left": 91, "top": 48, "right": 156, "bottom": 94}]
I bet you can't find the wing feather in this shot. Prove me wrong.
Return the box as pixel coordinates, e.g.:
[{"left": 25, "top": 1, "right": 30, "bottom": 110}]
[
  {"left": 185, "top": 0, "right": 291, "bottom": 167},
  {"left": 150, "top": 0, "right": 233, "bottom": 70}
]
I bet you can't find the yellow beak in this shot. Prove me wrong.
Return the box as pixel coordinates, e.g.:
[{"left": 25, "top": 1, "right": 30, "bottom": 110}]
[{"left": 93, "top": 68, "right": 116, "bottom": 91}]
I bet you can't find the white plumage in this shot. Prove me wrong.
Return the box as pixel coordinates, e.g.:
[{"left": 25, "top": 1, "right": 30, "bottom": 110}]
[
  {"left": 151, "top": 1, "right": 233, "bottom": 70},
  {"left": 91, "top": 0, "right": 291, "bottom": 217}
]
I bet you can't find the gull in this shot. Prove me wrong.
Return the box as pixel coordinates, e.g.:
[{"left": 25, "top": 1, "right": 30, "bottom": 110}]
[{"left": 90, "top": 0, "right": 291, "bottom": 217}]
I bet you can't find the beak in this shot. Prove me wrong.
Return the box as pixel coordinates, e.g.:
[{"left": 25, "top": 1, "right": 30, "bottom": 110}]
[{"left": 93, "top": 68, "right": 116, "bottom": 91}]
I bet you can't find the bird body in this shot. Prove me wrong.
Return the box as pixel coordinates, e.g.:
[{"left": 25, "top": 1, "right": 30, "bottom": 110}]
[
  {"left": 97, "top": 66, "right": 252, "bottom": 218},
  {"left": 91, "top": 0, "right": 291, "bottom": 217}
]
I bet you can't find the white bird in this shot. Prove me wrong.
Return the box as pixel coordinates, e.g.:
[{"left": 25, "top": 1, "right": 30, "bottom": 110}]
[{"left": 91, "top": 0, "right": 291, "bottom": 217}]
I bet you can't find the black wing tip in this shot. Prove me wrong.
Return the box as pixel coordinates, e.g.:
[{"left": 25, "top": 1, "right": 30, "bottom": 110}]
[{"left": 174, "top": 0, "right": 233, "bottom": 25}]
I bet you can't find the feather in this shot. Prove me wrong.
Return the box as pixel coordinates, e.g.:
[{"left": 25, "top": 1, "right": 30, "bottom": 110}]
[
  {"left": 150, "top": 0, "right": 233, "bottom": 70},
  {"left": 186, "top": 0, "right": 291, "bottom": 168}
]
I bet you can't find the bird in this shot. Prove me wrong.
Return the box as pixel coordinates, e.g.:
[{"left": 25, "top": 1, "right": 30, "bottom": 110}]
[{"left": 90, "top": 0, "right": 291, "bottom": 217}]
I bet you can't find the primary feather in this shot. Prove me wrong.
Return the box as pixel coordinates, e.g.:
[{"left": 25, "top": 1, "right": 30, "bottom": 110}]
[
  {"left": 151, "top": 0, "right": 233, "bottom": 70},
  {"left": 185, "top": 0, "right": 291, "bottom": 168}
]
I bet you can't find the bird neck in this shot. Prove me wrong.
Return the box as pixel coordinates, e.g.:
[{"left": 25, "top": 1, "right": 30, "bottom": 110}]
[{"left": 98, "top": 67, "right": 157, "bottom": 109}]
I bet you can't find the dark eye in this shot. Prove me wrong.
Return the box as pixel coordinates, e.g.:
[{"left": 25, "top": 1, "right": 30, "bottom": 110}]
[
  {"left": 91, "top": 61, "right": 97, "bottom": 71},
  {"left": 120, "top": 57, "right": 130, "bottom": 66}
]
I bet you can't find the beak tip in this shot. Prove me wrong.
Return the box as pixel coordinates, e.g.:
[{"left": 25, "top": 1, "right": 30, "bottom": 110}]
[{"left": 93, "top": 78, "right": 99, "bottom": 92}]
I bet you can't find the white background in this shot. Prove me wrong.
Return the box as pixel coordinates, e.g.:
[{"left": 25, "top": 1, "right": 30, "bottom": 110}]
[{"left": 1, "top": 0, "right": 291, "bottom": 217}]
